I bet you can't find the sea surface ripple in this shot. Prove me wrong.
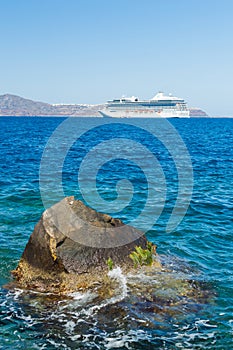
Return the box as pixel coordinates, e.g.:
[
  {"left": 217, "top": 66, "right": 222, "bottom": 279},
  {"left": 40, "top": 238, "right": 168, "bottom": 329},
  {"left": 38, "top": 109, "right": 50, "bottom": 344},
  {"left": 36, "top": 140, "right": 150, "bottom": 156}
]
[{"left": 0, "top": 117, "right": 233, "bottom": 349}]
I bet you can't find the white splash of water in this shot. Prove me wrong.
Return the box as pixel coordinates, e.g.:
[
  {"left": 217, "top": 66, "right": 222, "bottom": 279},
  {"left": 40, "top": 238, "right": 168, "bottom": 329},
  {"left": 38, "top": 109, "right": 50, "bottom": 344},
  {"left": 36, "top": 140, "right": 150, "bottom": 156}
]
[
  {"left": 86, "top": 267, "right": 128, "bottom": 316},
  {"left": 12, "top": 288, "right": 24, "bottom": 300},
  {"left": 107, "top": 266, "right": 128, "bottom": 300}
]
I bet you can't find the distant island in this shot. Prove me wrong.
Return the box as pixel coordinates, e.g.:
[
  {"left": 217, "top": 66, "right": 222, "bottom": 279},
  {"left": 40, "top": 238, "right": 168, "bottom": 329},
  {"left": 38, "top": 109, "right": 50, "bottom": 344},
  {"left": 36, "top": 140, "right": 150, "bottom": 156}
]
[{"left": 0, "top": 93, "right": 208, "bottom": 117}]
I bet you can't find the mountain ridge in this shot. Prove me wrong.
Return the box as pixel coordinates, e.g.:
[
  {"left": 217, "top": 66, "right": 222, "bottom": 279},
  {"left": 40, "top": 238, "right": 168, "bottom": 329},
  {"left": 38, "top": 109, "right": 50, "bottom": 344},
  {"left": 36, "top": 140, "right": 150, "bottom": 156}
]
[{"left": 0, "top": 94, "right": 102, "bottom": 116}]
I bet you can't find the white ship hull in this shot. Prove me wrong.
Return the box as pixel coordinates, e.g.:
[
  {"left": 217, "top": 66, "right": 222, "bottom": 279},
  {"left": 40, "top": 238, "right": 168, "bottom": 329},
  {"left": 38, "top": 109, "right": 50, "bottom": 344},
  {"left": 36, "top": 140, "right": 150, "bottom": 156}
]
[
  {"left": 99, "top": 92, "right": 190, "bottom": 118},
  {"left": 99, "top": 108, "right": 190, "bottom": 118}
]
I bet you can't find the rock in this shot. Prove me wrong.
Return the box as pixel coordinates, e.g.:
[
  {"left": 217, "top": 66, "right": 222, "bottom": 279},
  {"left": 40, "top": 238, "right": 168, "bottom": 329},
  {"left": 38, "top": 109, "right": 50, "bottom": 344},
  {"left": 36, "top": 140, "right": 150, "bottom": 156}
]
[{"left": 13, "top": 197, "right": 159, "bottom": 293}]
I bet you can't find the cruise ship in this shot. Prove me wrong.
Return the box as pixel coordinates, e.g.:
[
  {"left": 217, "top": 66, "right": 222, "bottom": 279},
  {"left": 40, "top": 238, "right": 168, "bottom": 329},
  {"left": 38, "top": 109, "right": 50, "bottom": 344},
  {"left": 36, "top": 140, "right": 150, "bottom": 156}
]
[{"left": 99, "top": 92, "right": 190, "bottom": 118}]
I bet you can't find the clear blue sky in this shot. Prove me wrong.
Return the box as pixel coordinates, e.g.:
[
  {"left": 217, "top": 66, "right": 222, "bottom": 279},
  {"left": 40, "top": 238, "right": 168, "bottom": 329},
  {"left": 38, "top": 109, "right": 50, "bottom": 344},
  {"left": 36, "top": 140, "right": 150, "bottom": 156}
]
[{"left": 0, "top": 0, "right": 233, "bottom": 116}]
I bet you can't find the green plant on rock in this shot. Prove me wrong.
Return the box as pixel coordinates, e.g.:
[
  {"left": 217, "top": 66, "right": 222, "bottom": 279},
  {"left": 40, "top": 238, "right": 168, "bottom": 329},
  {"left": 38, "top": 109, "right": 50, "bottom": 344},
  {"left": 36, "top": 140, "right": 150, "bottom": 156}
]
[
  {"left": 129, "top": 250, "right": 141, "bottom": 268},
  {"left": 146, "top": 241, "right": 156, "bottom": 254},
  {"left": 106, "top": 257, "right": 114, "bottom": 270},
  {"left": 129, "top": 242, "right": 156, "bottom": 268}
]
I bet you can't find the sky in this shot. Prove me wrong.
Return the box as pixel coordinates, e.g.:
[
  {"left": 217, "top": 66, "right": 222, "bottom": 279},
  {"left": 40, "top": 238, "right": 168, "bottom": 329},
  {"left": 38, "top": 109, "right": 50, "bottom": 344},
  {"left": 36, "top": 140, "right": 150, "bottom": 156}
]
[{"left": 0, "top": 0, "right": 233, "bottom": 116}]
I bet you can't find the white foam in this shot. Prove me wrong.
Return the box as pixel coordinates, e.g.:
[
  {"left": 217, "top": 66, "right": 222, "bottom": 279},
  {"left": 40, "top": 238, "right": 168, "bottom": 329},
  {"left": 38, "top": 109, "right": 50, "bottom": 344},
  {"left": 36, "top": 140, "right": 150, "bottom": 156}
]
[
  {"left": 195, "top": 319, "right": 218, "bottom": 328},
  {"left": 12, "top": 288, "right": 24, "bottom": 300},
  {"left": 68, "top": 290, "right": 97, "bottom": 305},
  {"left": 104, "top": 329, "right": 152, "bottom": 349},
  {"left": 58, "top": 291, "right": 97, "bottom": 312},
  {"left": 65, "top": 320, "right": 76, "bottom": 333},
  {"left": 105, "top": 338, "right": 126, "bottom": 349}
]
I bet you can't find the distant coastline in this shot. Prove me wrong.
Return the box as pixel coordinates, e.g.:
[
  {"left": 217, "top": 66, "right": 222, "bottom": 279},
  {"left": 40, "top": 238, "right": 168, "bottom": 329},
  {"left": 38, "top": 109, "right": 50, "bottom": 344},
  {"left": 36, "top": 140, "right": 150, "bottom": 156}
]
[
  {"left": 0, "top": 94, "right": 103, "bottom": 117},
  {"left": 0, "top": 93, "right": 218, "bottom": 118}
]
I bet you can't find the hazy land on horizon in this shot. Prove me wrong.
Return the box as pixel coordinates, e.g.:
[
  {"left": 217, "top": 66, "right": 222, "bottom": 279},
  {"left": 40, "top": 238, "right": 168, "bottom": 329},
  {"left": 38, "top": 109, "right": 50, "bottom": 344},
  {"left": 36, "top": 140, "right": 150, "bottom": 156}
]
[{"left": 0, "top": 93, "right": 211, "bottom": 117}]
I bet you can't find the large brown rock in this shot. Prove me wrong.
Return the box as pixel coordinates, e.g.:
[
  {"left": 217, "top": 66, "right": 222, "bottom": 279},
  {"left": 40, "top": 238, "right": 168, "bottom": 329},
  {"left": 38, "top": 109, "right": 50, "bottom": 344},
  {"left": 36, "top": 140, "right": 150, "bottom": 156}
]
[{"left": 13, "top": 197, "right": 156, "bottom": 292}]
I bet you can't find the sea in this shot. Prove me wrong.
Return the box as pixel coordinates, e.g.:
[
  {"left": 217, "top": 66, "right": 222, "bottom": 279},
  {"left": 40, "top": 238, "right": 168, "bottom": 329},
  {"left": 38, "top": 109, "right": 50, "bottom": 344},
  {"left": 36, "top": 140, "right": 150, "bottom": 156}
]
[{"left": 0, "top": 117, "right": 233, "bottom": 349}]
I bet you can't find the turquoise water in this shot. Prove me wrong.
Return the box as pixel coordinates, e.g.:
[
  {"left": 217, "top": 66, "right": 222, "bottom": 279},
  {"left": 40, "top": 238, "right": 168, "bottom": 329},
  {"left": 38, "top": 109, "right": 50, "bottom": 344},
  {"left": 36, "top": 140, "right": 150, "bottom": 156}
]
[{"left": 0, "top": 117, "right": 233, "bottom": 349}]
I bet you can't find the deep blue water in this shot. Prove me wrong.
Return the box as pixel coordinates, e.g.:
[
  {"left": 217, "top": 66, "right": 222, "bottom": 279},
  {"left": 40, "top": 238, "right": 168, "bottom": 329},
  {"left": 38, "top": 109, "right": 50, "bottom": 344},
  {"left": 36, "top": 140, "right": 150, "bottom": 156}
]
[{"left": 0, "top": 117, "right": 233, "bottom": 349}]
